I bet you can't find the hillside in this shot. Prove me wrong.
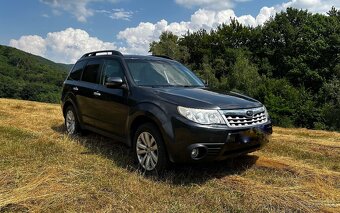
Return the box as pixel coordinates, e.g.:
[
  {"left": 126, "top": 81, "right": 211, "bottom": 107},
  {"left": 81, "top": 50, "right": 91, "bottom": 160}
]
[
  {"left": 0, "top": 98, "right": 339, "bottom": 212},
  {"left": 0, "top": 45, "right": 70, "bottom": 103}
]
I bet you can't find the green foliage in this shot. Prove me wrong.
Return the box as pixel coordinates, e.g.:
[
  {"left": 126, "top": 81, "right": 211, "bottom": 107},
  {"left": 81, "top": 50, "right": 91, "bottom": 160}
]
[
  {"left": 0, "top": 45, "right": 69, "bottom": 103},
  {"left": 150, "top": 31, "right": 190, "bottom": 63},
  {"left": 226, "top": 53, "right": 261, "bottom": 97},
  {"left": 150, "top": 7, "right": 340, "bottom": 131},
  {"left": 319, "top": 77, "right": 340, "bottom": 130}
]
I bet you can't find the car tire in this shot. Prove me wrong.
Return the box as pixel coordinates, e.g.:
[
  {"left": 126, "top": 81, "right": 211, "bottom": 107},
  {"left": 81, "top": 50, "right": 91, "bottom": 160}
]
[
  {"left": 133, "top": 123, "right": 168, "bottom": 174},
  {"left": 64, "top": 106, "right": 82, "bottom": 135}
]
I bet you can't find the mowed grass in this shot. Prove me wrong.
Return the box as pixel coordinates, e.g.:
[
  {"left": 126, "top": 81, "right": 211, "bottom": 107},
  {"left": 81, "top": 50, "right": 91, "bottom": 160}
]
[{"left": 0, "top": 98, "right": 339, "bottom": 212}]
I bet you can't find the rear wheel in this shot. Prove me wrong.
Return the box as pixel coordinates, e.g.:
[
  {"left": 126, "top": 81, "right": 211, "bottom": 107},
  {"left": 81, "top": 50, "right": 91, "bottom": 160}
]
[
  {"left": 65, "top": 106, "right": 81, "bottom": 135},
  {"left": 133, "top": 123, "right": 168, "bottom": 173}
]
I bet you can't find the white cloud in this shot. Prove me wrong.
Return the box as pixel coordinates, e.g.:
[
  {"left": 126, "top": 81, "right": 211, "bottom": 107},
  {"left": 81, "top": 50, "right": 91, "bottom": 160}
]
[
  {"left": 175, "top": 0, "right": 250, "bottom": 10},
  {"left": 175, "top": 0, "right": 339, "bottom": 12},
  {"left": 96, "top": 8, "right": 134, "bottom": 21},
  {"left": 40, "top": 0, "right": 119, "bottom": 22},
  {"left": 255, "top": 6, "right": 276, "bottom": 26},
  {"left": 42, "top": 13, "right": 50, "bottom": 18},
  {"left": 117, "top": 20, "right": 173, "bottom": 54},
  {"left": 45, "top": 28, "right": 119, "bottom": 63},
  {"left": 9, "top": 35, "right": 47, "bottom": 56},
  {"left": 175, "top": 0, "right": 339, "bottom": 14},
  {"left": 110, "top": 8, "right": 133, "bottom": 21},
  {"left": 10, "top": 28, "right": 119, "bottom": 63},
  {"left": 281, "top": 0, "right": 340, "bottom": 14}
]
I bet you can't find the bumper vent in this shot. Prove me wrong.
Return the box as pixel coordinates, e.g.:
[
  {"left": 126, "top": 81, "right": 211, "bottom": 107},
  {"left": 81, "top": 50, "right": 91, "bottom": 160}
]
[{"left": 220, "top": 107, "right": 267, "bottom": 128}]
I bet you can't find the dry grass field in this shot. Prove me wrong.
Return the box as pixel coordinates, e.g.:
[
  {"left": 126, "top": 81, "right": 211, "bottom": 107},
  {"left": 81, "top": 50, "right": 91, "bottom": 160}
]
[{"left": 0, "top": 98, "right": 339, "bottom": 212}]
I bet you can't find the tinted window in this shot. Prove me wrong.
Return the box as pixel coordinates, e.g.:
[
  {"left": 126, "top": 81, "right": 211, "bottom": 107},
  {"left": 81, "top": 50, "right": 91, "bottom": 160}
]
[
  {"left": 102, "top": 59, "right": 124, "bottom": 84},
  {"left": 82, "top": 60, "right": 102, "bottom": 84},
  {"left": 69, "top": 61, "right": 86, "bottom": 80}
]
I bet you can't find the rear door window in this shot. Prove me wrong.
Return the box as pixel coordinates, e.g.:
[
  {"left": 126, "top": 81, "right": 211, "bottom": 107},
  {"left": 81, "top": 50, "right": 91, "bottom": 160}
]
[
  {"left": 68, "top": 61, "right": 86, "bottom": 81},
  {"left": 82, "top": 59, "right": 102, "bottom": 84}
]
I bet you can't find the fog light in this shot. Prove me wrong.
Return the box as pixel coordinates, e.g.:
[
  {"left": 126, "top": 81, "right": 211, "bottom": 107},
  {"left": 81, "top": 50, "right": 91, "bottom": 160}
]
[{"left": 191, "top": 148, "right": 199, "bottom": 158}]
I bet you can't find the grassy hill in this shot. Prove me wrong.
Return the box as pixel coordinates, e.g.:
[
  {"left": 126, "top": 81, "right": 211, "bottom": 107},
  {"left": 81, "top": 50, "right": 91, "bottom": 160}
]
[
  {"left": 0, "top": 98, "right": 339, "bottom": 212},
  {"left": 0, "top": 45, "right": 70, "bottom": 103}
]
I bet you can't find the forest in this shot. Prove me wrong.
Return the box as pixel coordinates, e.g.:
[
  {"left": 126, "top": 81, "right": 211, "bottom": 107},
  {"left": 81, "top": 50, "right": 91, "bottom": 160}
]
[
  {"left": 0, "top": 45, "right": 69, "bottom": 103},
  {"left": 150, "top": 7, "right": 340, "bottom": 131}
]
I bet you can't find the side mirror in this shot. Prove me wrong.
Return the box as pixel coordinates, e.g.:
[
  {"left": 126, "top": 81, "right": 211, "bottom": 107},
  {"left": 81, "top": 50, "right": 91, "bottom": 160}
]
[{"left": 105, "top": 77, "right": 124, "bottom": 88}]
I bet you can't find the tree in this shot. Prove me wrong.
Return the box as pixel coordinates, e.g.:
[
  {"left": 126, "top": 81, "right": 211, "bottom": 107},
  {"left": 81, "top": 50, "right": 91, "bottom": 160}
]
[
  {"left": 149, "top": 31, "right": 189, "bottom": 63},
  {"left": 226, "top": 53, "right": 261, "bottom": 97},
  {"left": 327, "top": 6, "right": 340, "bottom": 17}
]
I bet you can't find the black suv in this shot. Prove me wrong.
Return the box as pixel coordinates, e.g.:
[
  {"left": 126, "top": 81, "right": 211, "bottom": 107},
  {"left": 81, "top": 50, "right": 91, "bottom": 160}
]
[{"left": 61, "top": 50, "right": 272, "bottom": 172}]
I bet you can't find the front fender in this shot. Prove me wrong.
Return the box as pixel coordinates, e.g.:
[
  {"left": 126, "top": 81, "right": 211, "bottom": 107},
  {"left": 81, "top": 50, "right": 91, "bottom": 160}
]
[{"left": 127, "top": 102, "right": 175, "bottom": 160}]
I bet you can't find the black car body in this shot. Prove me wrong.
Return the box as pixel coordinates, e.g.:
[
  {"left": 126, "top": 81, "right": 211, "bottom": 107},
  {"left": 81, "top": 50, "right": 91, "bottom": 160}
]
[{"left": 61, "top": 50, "right": 272, "bottom": 172}]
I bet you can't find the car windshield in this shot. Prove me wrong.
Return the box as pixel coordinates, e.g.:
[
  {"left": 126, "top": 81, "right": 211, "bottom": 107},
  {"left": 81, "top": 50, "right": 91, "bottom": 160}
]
[{"left": 126, "top": 59, "right": 205, "bottom": 87}]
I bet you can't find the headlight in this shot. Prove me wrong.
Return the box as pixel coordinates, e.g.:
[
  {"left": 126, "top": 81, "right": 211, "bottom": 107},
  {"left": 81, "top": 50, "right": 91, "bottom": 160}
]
[
  {"left": 177, "top": 106, "right": 225, "bottom": 125},
  {"left": 263, "top": 105, "right": 269, "bottom": 120}
]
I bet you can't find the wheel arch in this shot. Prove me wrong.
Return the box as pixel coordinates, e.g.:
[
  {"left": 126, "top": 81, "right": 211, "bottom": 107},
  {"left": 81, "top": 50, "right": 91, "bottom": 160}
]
[
  {"left": 127, "top": 103, "right": 174, "bottom": 159},
  {"left": 62, "top": 100, "right": 73, "bottom": 117},
  {"left": 129, "top": 115, "right": 160, "bottom": 145},
  {"left": 62, "top": 98, "right": 83, "bottom": 126}
]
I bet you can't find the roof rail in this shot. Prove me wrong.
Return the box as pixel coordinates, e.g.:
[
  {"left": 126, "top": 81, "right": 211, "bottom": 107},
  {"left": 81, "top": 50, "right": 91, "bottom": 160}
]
[
  {"left": 81, "top": 50, "right": 123, "bottom": 58},
  {"left": 152, "top": 55, "right": 173, "bottom": 60}
]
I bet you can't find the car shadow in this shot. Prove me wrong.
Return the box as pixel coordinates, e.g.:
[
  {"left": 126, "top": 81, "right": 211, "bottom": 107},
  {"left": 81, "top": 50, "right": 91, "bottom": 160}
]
[{"left": 51, "top": 124, "right": 259, "bottom": 185}]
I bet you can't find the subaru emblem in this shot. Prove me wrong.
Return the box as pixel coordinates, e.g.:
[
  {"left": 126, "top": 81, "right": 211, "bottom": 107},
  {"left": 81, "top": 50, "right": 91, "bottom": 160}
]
[{"left": 246, "top": 110, "right": 253, "bottom": 117}]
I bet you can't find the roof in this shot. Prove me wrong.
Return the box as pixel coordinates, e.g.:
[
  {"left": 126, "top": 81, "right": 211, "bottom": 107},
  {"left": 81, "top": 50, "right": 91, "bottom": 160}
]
[
  {"left": 123, "top": 55, "right": 173, "bottom": 61},
  {"left": 79, "top": 50, "right": 174, "bottom": 61}
]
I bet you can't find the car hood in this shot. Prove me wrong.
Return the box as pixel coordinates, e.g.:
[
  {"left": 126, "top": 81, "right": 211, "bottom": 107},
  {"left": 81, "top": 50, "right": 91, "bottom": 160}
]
[{"left": 153, "top": 87, "right": 262, "bottom": 110}]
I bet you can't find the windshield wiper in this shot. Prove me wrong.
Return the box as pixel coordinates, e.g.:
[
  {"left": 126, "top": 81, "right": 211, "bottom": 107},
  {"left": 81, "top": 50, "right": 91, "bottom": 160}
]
[
  {"left": 139, "top": 85, "right": 203, "bottom": 88},
  {"left": 139, "top": 85, "right": 176, "bottom": 88},
  {"left": 175, "top": 85, "right": 203, "bottom": 88}
]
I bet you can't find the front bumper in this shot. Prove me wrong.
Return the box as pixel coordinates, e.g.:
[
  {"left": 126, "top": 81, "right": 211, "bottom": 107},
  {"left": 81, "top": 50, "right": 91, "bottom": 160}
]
[{"left": 166, "top": 116, "right": 272, "bottom": 163}]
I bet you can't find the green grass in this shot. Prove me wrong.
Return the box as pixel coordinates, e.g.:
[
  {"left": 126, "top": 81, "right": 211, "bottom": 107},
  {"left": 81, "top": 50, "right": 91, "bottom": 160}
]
[{"left": 0, "top": 98, "right": 339, "bottom": 212}]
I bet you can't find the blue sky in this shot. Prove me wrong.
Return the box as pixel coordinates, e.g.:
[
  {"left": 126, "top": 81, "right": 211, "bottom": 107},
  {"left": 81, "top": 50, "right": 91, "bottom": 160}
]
[{"left": 0, "top": 0, "right": 338, "bottom": 63}]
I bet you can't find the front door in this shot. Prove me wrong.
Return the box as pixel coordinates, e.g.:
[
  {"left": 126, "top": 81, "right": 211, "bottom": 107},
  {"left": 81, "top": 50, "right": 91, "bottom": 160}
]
[{"left": 93, "top": 58, "right": 129, "bottom": 138}]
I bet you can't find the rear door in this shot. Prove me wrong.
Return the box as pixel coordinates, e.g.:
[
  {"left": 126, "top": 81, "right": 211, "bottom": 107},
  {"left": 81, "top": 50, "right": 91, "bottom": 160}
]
[
  {"left": 76, "top": 59, "right": 103, "bottom": 127},
  {"left": 62, "top": 60, "right": 86, "bottom": 115},
  {"left": 93, "top": 58, "right": 129, "bottom": 138}
]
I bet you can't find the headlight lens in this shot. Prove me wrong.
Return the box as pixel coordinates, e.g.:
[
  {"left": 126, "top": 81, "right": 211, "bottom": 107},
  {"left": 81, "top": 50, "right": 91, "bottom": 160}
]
[
  {"left": 177, "top": 106, "right": 225, "bottom": 125},
  {"left": 263, "top": 105, "right": 269, "bottom": 120}
]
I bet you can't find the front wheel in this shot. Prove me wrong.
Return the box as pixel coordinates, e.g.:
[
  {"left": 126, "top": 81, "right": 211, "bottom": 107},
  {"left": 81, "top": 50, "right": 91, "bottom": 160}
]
[{"left": 133, "top": 123, "right": 168, "bottom": 173}]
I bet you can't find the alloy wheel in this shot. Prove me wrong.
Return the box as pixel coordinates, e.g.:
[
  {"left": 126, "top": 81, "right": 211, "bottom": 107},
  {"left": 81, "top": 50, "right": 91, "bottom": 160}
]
[
  {"left": 66, "top": 110, "right": 76, "bottom": 134},
  {"left": 136, "top": 132, "right": 158, "bottom": 171}
]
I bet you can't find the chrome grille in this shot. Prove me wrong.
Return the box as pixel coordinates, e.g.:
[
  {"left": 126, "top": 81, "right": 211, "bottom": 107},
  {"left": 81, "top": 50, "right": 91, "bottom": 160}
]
[{"left": 220, "top": 107, "right": 267, "bottom": 128}]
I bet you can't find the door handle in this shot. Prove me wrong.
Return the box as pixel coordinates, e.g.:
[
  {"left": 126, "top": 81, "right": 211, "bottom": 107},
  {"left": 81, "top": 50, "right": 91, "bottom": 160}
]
[
  {"left": 73, "top": 87, "right": 79, "bottom": 91},
  {"left": 93, "top": 91, "right": 101, "bottom": 96}
]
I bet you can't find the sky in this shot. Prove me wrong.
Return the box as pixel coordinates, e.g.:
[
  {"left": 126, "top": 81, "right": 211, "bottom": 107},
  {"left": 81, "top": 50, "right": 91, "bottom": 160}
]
[{"left": 0, "top": 0, "right": 339, "bottom": 64}]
